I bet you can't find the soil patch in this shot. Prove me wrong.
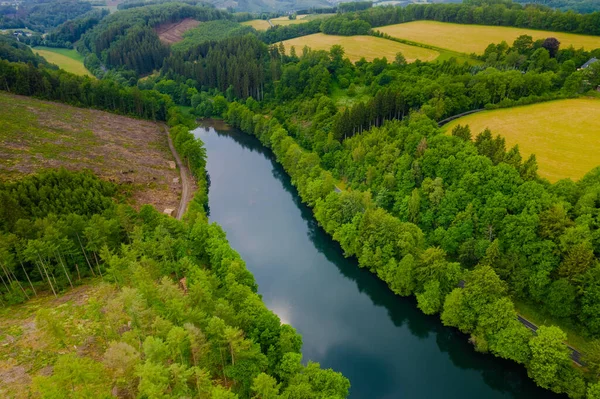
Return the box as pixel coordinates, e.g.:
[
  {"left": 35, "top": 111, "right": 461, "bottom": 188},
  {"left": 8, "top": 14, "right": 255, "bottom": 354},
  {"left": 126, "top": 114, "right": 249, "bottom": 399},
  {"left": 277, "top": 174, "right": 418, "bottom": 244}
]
[
  {"left": 0, "top": 93, "right": 181, "bottom": 212},
  {"left": 155, "top": 18, "right": 200, "bottom": 44}
]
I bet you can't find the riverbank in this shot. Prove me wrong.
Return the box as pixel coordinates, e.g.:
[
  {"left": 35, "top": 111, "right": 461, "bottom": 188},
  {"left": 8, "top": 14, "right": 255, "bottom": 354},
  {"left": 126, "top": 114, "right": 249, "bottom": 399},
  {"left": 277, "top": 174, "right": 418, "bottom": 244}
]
[
  {"left": 223, "top": 102, "right": 596, "bottom": 398},
  {"left": 194, "top": 122, "right": 562, "bottom": 399}
]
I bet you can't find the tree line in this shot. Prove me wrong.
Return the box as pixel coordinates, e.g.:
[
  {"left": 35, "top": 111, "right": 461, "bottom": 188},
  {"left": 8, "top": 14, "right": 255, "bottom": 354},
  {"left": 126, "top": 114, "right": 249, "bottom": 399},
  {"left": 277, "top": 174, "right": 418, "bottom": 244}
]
[
  {"left": 162, "top": 35, "right": 272, "bottom": 100},
  {"left": 344, "top": 0, "right": 600, "bottom": 36},
  {"left": 0, "top": 35, "right": 50, "bottom": 67},
  {"left": 259, "top": 0, "right": 600, "bottom": 45},
  {"left": 0, "top": 58, "right": 173, "bottom": 120},
  {"left": 514, "top": 0, "right": 600, "bottom": 13}
]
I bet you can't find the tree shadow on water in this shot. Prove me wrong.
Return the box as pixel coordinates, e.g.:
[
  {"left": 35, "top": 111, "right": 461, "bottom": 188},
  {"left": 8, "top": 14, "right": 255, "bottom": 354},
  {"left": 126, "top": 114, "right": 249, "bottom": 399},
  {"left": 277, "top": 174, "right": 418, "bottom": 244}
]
[{"left": 207, "top": 126, "right": 563, "bottom": 399}]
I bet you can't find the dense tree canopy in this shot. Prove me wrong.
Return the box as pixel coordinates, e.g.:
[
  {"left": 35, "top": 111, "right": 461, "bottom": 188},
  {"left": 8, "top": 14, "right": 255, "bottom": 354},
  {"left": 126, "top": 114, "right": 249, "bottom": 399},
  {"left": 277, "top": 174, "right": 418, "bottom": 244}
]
[{"left": 0, "top": 0, "right": 93, "bottom": 31}]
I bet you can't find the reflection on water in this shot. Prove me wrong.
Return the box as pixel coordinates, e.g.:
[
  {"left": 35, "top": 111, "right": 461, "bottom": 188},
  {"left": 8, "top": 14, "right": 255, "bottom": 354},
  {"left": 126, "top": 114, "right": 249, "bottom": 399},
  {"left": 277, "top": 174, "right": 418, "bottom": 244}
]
[{"left": 193, "top": 124, "right": 561, "bottom": 399}]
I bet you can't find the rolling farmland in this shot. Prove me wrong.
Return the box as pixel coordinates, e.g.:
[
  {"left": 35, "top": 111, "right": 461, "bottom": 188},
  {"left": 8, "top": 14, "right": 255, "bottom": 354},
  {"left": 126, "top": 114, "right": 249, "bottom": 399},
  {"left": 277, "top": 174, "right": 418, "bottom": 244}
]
[
  {"left": 444, "top": 98, "right": 600, "bottom": 181},
  {"left": 32, "top": 47, "right": 92, "bottom": 77},
  {"left": 377, "top": 21, "right": 600, "bottom": 54},
  {"left": 278, "top": 33, "right": 439, "bottom": 62},
  {"left": 241, "top": 19, "right": 272, "bottom": 30},
  {"left": 242, "top": 13, "right": 334, "bottom": 30}
]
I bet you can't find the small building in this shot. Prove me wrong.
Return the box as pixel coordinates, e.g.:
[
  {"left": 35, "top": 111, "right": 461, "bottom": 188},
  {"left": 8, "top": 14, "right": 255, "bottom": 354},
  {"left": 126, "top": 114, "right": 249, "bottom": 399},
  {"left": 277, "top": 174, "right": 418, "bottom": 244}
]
[
  {"left": 579, "top": 58, "right": 598, "bottom": 70},
  {"left": 163, "top": 208, "right": 175, "bottom": 217}
]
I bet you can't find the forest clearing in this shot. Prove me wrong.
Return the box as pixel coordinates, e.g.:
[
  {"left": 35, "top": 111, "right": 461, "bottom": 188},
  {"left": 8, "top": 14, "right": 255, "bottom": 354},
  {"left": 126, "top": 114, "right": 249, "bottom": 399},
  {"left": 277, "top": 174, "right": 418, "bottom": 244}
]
[
  {"left": 154, "top": 18, "right": 201, "bottom": 44},
  {"left": 0, "top": 280, "right": 111, "bottom": 399},
  {"left": 444, "top": 98, "right": 600, "bottom": 181},
  {"left": 278, "top": 33, "right": 439, "bottom": 62},
  {"left": 32, "top": 47, "right": 92, "bottom": 76},
  {"left": 0, "top": 93, "right": 184, "bottom": 211},
  {"left": 377, "top": 21, "right": 600, "bottom": 54}
]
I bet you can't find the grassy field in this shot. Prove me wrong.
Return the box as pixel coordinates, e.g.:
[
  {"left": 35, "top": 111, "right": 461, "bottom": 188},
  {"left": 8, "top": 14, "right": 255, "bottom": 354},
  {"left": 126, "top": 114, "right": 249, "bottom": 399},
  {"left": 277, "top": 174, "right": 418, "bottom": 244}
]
[
  {"left": 0, "top": 92, "right": 182, "bottom": 211},
  {"left": 241, "top": 19, "right": 272, "bottom": 30},
  {"left": 278, "top": 33, "right": 439, "bottom": 62},
  {"left": 32, "top": 47, "right": 92, "bottom": 77},
  {"left": 270, "top": 13, "right": 335, "bottom": 26},
  {"left": 242, "top": 14, "right": 335, "bottom": 31},
  {"left": 444, "top": 98, "right": 600, "bottom": 182},
  {"left": 377, "top": 21, "right": 600, "bottom": 54}
]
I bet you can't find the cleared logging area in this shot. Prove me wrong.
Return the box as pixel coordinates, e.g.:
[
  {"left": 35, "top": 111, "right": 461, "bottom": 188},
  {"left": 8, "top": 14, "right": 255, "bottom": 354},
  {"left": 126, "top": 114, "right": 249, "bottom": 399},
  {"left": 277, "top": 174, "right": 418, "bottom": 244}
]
[
  {"left": 0, "top": 93, "right": 185, "bottom": 212},
  {"left": 154, "top": 18, "right": 201, "bottom": 44},
  {"left": 377, "top": 21, "right": 600, "bottom": 54},
  {"left": 278, "top": 33, "right": 439, "bottom": 62},
  {"left": 444, "top": 98, "right": 600, "bottom": 182}
]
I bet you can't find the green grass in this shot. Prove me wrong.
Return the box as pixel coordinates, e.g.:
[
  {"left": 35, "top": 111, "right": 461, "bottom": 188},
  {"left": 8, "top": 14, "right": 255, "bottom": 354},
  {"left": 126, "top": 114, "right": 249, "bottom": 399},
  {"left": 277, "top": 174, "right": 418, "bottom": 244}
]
[
  {"left": 32, "top": 46, "right": 92, "bottom": 77},
  {"left": 377, "top": 20, "right": 600, "bottom": 55},
  {"left": 278, "top": 33, "right": 439, "bottom": 63},
  {"left": 444, "top": 98, "right": 600, "bottom": 182}
]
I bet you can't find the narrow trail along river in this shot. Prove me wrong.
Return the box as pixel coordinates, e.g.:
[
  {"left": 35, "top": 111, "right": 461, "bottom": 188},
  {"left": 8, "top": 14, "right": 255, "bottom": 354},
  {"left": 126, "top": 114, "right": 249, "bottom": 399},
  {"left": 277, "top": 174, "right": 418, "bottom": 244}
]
[{"left": 193, "top": 124, "right": 560, "bottom": 399}]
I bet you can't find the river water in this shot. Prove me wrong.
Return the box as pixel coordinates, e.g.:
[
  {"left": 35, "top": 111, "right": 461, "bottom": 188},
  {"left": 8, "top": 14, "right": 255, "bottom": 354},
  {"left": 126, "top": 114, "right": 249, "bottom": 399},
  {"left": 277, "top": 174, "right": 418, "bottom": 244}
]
[{"left": 192, "top": 124, "right": 558, "bottom": 399}]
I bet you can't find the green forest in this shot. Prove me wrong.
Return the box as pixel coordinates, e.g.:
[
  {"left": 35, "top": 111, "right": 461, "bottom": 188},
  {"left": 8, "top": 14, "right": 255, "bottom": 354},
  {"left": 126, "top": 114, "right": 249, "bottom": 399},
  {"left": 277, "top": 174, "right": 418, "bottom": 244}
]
[
  {"left": 0, "top": 0, "right": 93, "bottom": 31},
  {"left": 2, "top": 0, "right": 600, "bottom": 397},
  {"left": 514, "top": 0, "right": 600, "bottom": 13}
]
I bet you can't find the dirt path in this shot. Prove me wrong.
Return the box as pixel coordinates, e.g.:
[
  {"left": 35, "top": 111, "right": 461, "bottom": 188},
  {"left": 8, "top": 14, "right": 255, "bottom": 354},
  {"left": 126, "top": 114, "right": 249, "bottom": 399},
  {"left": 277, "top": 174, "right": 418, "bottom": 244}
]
[{"left": 166, "top": 127, "right": 192, "bottom": 220}]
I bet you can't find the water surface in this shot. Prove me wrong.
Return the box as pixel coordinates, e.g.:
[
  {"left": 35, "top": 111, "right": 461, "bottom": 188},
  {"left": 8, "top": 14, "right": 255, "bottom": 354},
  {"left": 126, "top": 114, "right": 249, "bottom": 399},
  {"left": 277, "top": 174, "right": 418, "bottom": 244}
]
[{"left": 193, "top": 125, "right": 558, "bottom": 399}]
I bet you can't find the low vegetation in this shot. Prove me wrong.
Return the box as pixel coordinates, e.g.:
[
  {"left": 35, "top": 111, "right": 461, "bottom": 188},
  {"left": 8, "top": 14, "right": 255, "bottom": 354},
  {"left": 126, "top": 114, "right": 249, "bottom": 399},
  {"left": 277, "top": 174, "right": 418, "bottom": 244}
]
[
  {"left": 377, "top": 21, "right": 600, "bottom": 55},
  {"left": 172, "top": 20, "right": 255, "bottom": 51},
  {"left": 241, "top": 19, "right": 272, "bottom": 31},
  {"left": 444, "top": 98, "right": 600, "bottom": 182},
  {"left": 154, "top": 18, "right": 200, "bottom": 45},
  {"left": 270, "top": 13, "right": 334, "bottom": 26},
  {"left": 278, "top": 33, "right": 439, "bottom": 62},
  {"left": 0, "top": 92, "right": 181, "bottom": 211},
  {"left": 32, "top": 46, "right": 92, "bottom": 76}
]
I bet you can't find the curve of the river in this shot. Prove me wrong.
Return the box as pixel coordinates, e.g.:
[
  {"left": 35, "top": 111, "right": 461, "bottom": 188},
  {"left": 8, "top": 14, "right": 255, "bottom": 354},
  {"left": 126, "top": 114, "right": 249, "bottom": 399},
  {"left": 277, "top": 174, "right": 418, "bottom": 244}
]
[{"left": 193, "top": 124, "right": 560, "bottom": 399}]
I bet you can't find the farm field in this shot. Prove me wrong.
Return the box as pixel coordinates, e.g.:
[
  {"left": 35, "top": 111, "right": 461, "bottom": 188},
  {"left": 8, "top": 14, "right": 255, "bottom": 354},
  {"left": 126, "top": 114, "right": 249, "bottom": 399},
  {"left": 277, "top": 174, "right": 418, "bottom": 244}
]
[
  {"left": 444, "top": 98, "right": 600, "bottom": 182},
  {"left": 241, "top": 19, "right": 272, "bottom": 30},
  {"left": 32, "top": 47, "right": 92, "bottom": 76},
  {"left": 278, "top": 33, "right": 439, "bottom": 62},
  {"left": 377, "top": 21, "right": 600, "bottom": 54},
  {"left": 242, "top": 13, "right": 335, "bottom": 30},
  {"left": 0, "top": 93, "right": 185, "bottom": 211},
  {"left": 270, "top": 13, "right": 335, "bottom": 26}
]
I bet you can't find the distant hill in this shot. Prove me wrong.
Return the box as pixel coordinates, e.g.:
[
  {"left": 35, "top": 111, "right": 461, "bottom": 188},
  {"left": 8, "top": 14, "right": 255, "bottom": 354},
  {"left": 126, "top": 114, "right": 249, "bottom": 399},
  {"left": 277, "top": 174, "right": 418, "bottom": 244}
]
[{"left": 514, "top": 0, "right": 600, "bottom": 13}]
